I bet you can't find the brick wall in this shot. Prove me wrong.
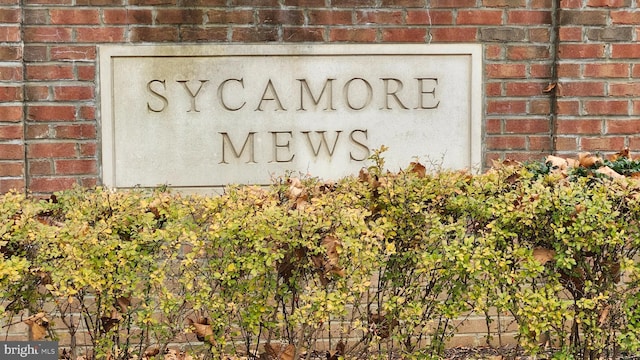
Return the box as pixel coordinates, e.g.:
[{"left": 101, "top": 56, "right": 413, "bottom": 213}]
[{"left": 0, "top": 1, "right": 638, "bottom": 194}]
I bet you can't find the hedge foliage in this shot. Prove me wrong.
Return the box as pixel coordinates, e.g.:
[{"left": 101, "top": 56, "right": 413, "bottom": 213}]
[{"left": 4, "top": 151, "right": 640, "bottom": 359}]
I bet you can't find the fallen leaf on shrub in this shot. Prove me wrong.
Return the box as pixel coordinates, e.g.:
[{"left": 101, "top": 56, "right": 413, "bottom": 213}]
[
  {"left": 369, "top": 312, "right": 398, "bottom": 339},
  {"left": 409, "top": 161, "right": 426, "bottom": 178},
  {"left": 23, "top": 312, "right": 49, "bottom": 340},
  {"left": 327, "top": 341, "right": 345, "bottom": 360},
  {"left": 142, "top": 346, "right": 160, "bottom": 359},
  {"left": 187, "top": 318, "right": 215, "bottom": 345},
  {"left": 599, "top": 305, "right": 611, "bottom": 326},
  {"left": 117, "top": 296, "right": 131, "bottom": 313},
  {"left": 546, "top": 155, "right": 569, "bottom": 172},
  {"left": 322, "top": 236, "right": 344, "bottom": 277},
  {"left": 532, "top": 248, "right": 555, "bottom": 265},
  {"left": 578, "top": 152, "right": 603, "bottom": 168},
  {"left": 609, "top": 148, "right": 631, "bottom": 161},
  {"left": 596, "top": 166, "right": 624, "bottom": 179},
  {"left": 262, "top": 343, "right": 295, "bottom": 360}
]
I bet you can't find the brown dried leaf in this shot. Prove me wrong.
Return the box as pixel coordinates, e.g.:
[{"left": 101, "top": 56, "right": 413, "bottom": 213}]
[
  {"left": 609, "top": 148, "right": 631, "bottom": 161},
  {"left": 143, "top": 346, "right": 160, "bottom": 359},
  {"left": 546, "top": 155, "right": 569, "bottom": 172},
  {"left": 369, "top": 312, "right": 398, "bottom": 339},
  {"left": 187, "top": 318, "right": 215, "bottom": 345},
  {"left": 599, "top": 305, "right": 611, "bottom": 326},
  {"left": 23, "top": 312, "right": 48, "bottom": 340},
  {"left": 409, "top": 161, "right": 426, "bottom": 178},
  {"left": 542, "top": 82, "right": 556, "bottom": 93},
  {"left": 533, "top": 247, "right": 555, "bottom": 265},
  {"left": 578, "top": 152, "right": 603, "bottom": 168},
  {"left": 327, "top": 341, "right": 346, "bottom": 360},
  {"left": 117, "top": 296, "right": 131, "bottom": 313},
  {"left": 263, "top": 343, "right": 295, "bottom": 360},
  {"left": 596, "top": 166, "right": 624, "bottom": 179}
]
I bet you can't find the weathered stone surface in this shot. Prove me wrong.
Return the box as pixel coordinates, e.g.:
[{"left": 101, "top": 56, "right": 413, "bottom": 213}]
[{"left": 100, "top": 44, "right": 482, "bottom": 189}]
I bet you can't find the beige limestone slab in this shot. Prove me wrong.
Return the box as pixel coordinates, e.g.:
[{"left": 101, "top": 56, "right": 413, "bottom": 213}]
[{"left": 99, "top": 44, "right": 482, "bottom": 189}]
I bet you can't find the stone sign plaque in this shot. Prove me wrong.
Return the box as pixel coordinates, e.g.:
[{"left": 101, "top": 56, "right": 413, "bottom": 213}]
[{"left": 99, "top": 44, "right": 482, "bottom": 189}]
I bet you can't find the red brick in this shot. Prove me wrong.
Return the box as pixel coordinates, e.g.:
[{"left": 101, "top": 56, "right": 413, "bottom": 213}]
[
  {"left": 156, "top": 9, "right": 204, "bottom": 25},
  {"left": 507, "top": 10, "right": 551, "bottom": 24},
  {"left": 584, "top": 100, "right": 629, "bottom": 115},
  {"left": 612, "top": 44, "right": 640, "bottom": 59},
  {"left": 557, "top": 81, "right": 605, "bottom": 96},
  {"left": 407, "top": 10, "right": 453, "bottom": 25},
  {"left": 207, "top": 9, "right": 254, "bottom": 24},
  {"left": 25, "top": 124, "right": 50, "bottom": 139},
  {"left": 129, "top": 27, "right": 179, "bottom": 42},
  {"left": 29, "top": 177, "right": 77, "bottom": 193},
  {"left": 530, "top": 28, "right": 550, "bottom": 42},
  {"left": 50, "top": 9, "right": 100, "bottom": 25},
  {"left": 80, "top": 177, "right": 98, "bottom": 188},
  {"left": 26, "top": 64, "right": 74, "bottom": 81},
  {"left": 0, "top": 67, "right": 20, "bottom": 81},
  {"left": 24, "top": 27, "right": 73, "bottom": 42},
  {"left": 78, "top": 106, "right": 95, "bottom": 120},
  {"left": 556, "top": 119, "right": 602, "bottom": 134},
  {"left": 487, "top": 100, "right": 527, "bottom": 114},
  {"left": 76, "top": 27, "right": 126, "bottom": 42},
  {"left": 486, "top": 82, "right": 502, "bottom": 96},
  {"left": 25, "top": 86, "right": 50, "bottom": 101},
  {"left": 558, "top": 44, "right": 605, "bottom": 59},
  {"left": 381, "top": 0, "right": 426, "bottom": 6},
  {"left": 581, "top": 137, "right": 625, "bottom": 150},
  {"left": 0, "top": 179, "right": 25, "bottom": 193},
  {"left": 557, "top": 63, "right": 581, "bottom": 77},
  {"left": 431, "top": 0, "right": 476, "bottom": 7},
  {"left": 28, "top": 143, "right": 76, "bottom": 158},
  {"left": 0, "top": 26, "right": 20, "bottom": 42},
  {"left": 606, "top": 119, "right": 640, "bottom": 134},
  {"left": 0, "top": 106, "right": 22, "bottom": 122},
  {"left": 180, "top": 27, "right": 227, "bottom": 42},
  {"left": 0, "top": 86, "right": 22, "bottom": 102},
  {"left": 54, "top": 159, "right": 96, "bottom": 175},
  {"left": 53, "top": 86, "right": 94, "bottom": 101},
  {"left": 79, "top": 143, "right": 96, "bottom": 157},
  {"left": 0, "top": 45, "right": 21, "bottom": 61},
  {"left": 53, "top": 124, "right": 96, "bottom": 139},
  {"left": 531, "top": 100, "right": 551, "bottom": 114},
  {"left": 629, "top": 137, "right": 640, "bottom": 151},
  {"left": 530, "top": 64, "right": 552, "bottom": 78},
  {"left": 507, "top": 45, "right": 549, "bottom": 60},
  {"left": 611, "top": 10, "right": 640, "bottom": 24},
  {"left": 308, "top": 10, "right": 352, "bottom": 25},
  {"left": 504, "top": 118, "right": 549, "bottom": 133},
  {"left": 559, "top": 27, "right": 582, "bottom": 41},
  {"left": 587, "top": 0, "right": 628, "bottom": 7},
  {"left": 584, "top": 63, "right": 629, "bottom": 77},
  {"left": 23, "top": 8, "right": 48, "bottom": 24},
  {"left": 24, "top": 0, "right": 72, "bottom": 4},
  {"left": 483, "top": 0, "right": 525, "bottom": 6},
  {"left": 356, "top": 10, "right": 403, "bottom": 25},
  {"left": 555, "top": 136, "right": 579, "bottom": 151},
  {"left": 283, "top": 27, "right": 325, "bottom": 42},
  {"left": 486, "top": 63, "right": 527, "bottom": 78},
  {"left": 50, "top": 46, "right": 96, "bottom": 60},
  {"left": 0, "top": 8, "right": 20, "bottom": 23},
  {"left": 557, "top": 100, "right": 580, "bottom": 115},
  {"left": 430, "top": 27, "right": 477, "bottom": 41},
  {"left": 232, "top": 26, "right": 279, "bottom": 42},
  {"left": 78, "top": 65, "right": 96, "bottom": 81},
  {"left": 27, "top": 106, "right": 76, "bottom": 122},
  {"left": 331, "top": 0, "right": 376, "bottom": 6},
  {"left": 381, "top": 28, "right": 428, "bottom": 42},
  {"left": 0, "top": 162, "right": 23, "bottom": 177},
  {"left": 609, "top": 82, "right": 640, "bottom": 96},
  {"left": 29, "top": 160, "right": 52, "bottom": 175},
  {"left": 0, "top": 144, "right": 23, "bottom": 160},
  {"left": 456, "top": 10, "right": 503, "bottom": 25},
  {"left": 329, "top": 28, "right": 377, "bottom": 42},
  {"left": 505, "top": 82, "right": 546, "bottom": 96},
  {"left": 486, "top": 136, "right": 527, "bottom": 150},
  {"left": 529, "top": 136, "right": 553, "bottom": 151},
  {"left": 0, "top": 124, "right": 22, "bottom": 140},
  {"left": 129, "top": 0, "right": 175, "bottom": 4},
  {"left": 103, "top": 9, "right": 152, "bottom": 24},
  {"left": 485, "top": 45, "right": 503, "bottom": 60},
  {"left": 486, "top": 118, "right": 502, "bottom": 133}
]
